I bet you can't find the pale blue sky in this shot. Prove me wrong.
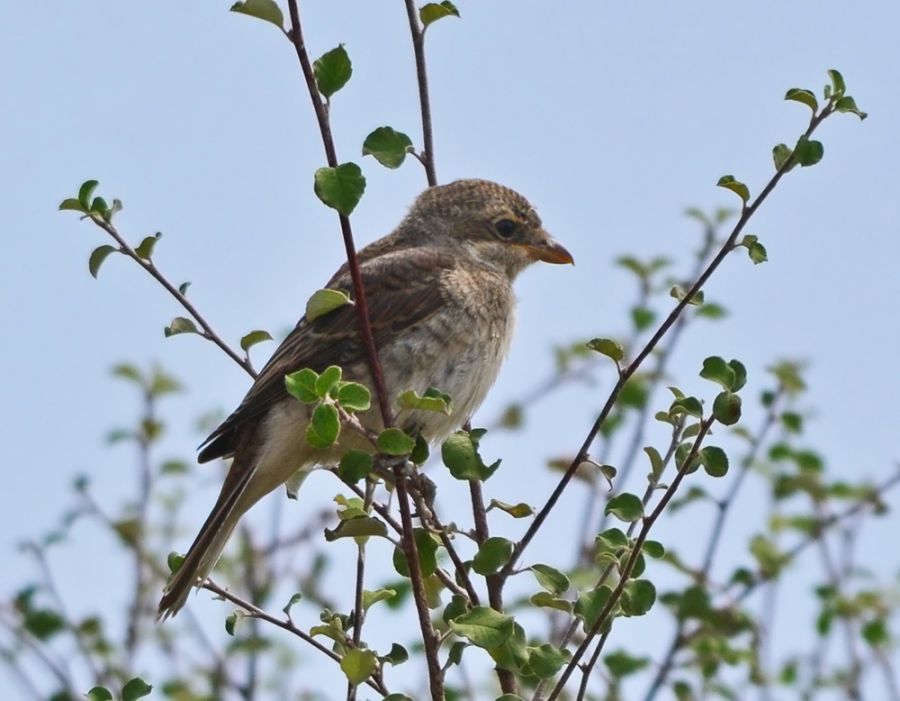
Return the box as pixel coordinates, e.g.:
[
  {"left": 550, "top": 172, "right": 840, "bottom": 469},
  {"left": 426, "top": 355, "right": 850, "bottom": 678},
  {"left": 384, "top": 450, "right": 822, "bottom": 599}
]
[{"left": 2, "top": 2, "right": 899, "bottom": 699}]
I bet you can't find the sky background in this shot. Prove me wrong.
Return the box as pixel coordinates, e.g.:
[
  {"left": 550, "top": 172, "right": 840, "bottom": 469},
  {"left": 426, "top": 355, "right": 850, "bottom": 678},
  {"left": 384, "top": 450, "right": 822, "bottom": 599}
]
[{"left": 2, "top": 2, "right": 899, "bottom": 699}]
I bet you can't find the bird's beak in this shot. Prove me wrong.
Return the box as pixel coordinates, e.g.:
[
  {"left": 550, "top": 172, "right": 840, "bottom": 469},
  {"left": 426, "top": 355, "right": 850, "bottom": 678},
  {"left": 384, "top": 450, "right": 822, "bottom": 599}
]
[{"left": 523, "top": 237, "right": 575, "bottom": 265}]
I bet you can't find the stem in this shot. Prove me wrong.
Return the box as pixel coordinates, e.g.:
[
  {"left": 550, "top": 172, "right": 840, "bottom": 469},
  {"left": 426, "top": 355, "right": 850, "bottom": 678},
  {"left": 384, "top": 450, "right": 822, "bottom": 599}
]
[
  {"left": 547, "top": 418, "right": 715, "bottom": 700},
  {"left": 90, "top": 218, "right": 255, "bottom": 378},
  {"left": 469, "top": 480, "right": 516, "bottom": 695},
  {"left": 202, "top": 579, "right": 390, "bottom": 696},
  {"left": 503, "top": 104, "right": 835, "bottom": 581},
  {"left": 403, "top": 0, "right": 438, "bottom": 186}
]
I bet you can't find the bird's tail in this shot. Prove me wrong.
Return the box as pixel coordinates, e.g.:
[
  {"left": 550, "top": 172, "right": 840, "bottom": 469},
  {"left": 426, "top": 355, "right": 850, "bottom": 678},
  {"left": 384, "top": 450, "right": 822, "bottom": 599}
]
[{"left": 157, "top": 464, "right": 255, "bottom": 620}]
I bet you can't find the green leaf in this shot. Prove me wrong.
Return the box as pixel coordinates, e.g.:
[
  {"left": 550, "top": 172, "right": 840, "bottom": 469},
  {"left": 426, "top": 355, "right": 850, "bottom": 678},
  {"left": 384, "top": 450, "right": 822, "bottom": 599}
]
[
  {"left": 122, "top": 678, "right": 153, "bottom": 701},
  {"left": 178, "top": 281, "right": 191, "bottom": 295},
  {"left": 338, "top": 450, "right": 373, "bottom": 482},
  {"left": 78, "top": 180, "right": 99, "bottom": 209},
  {"left": 441, "top": 429, "right": 499, "bottom": 481},
  {"left": 529, "top": 591, "right": 573, "bottom": 613},
  {"left": 285, "top": 368, "right": 319, "bottom": 403},
  {"left": 834, "top": 95, "right": 867, "bottom": 120},
  {"left": 324, "top": 515, "right": 387, "bottom": 541},
  {"left": 784, "top": 87, "right": 818, "bottom": 113},
  {"left": 59, "top": 198, "right": 87, "bottom": 213},
  {"left": 23, "top": 609, "right": 64, "bottom": 640},
  {"left": 134, "top": 233, "right": 161, "bottom": 260},
  {"left": 392, "top": 528, "right": 438, "bottom": 577},
  {"left": 449, "top": 606, "right": 514, "bottom": 649},
  {"left": 86, "top": 688, "right": 114, "bottom": 701},
  {"left": 313, "top": 163, "right": 366, "bottom": 216},
  {"left": 472, "top": 537, "right": 513, "bottom": 576},
  {"left": 605, "top": 493, "right": 644, "bottom": 522},
  {"left": 419, "top": 1, "right": 460, "bottom": 28},
  {"left": 340, "top": 648, "right": 376, "bottom": 686},
  {"left": 230, "top": 0, "right": 284, "bottom": 29},
  {"left": 225, "top": 612, "right": 239, "bottom": 636},
  {"left": 381, "top": 642, "right": 409, "bottom": 666},
  {"left": 772, "top": 143, "right": 794, "bottom": 171},
  {"left": 337, "top": 382, "right": 371, "bottom": 412},
  {"left": 315, "top": 365, "right": 342, "bottom": 397},
  {"left": 488, "top": 499, "right": 534, "bottom": 518},
  {"left": 644, "top": 446, "right": 665, "bottom": 482},
  {"left": 398, "top": 388, "right": 451, "bottom": 414},
  {"left": 306, "top": 403, "right": 340, "bottom": 448},
  {"left": 716, "top": 175, "right": 750, "bottom": 203},
  {"left": 240, "top": 329, "right": 272, "bottom": 352},
  {"left": 741, "top": 235, "right": 769, "bottom": 264},
  {"left": 700, "top": 446, "right": 729, "bottom": 477},
  {"left": 793, "top": 135, "right": 824, "bottom": 167},
  {"left": 713, "top": 391, "right": 742, "bottom": 425},
  {"left": 575, "top": 586, "right": 612, "bottom": 631},
  {"left": 410, "top": 433, "right": 429, "bottom": 465},
  {"left": 314, "top": 45, "right": 352, "bottom": 99},
  {"left": 362, "top": 588, "right": 396, "bottom": 611},
  {"left": 728, "top": 359, "right": 747, "bottom": 391},
  {"left": 631, "top": 306, "right": 656, "bottom": 331},
  {"left": 670, "top": 396, "right": 703, "bottom": 419},
  {"left": 587, "top": 337, "right": 624, "bottom": 363},
  {"left": 605, "top": 650, "right": 650, "bottom": 678},
  {"left": 164, "top": 316, "right": 199, "bottom": 337},
  {"left": 89, "top": 245, "right": 118, "bottom": 278},
  {"left": 282, "top": 593, "right": 302, "bottom": 617},
  {"left": 377, "top": 428, "right": 416, "bottom": 456},
  {"left": 526, "top": 643, "right": 571, "bottom": 679},
  {"left": 306, "top": 287, "right": 352, "bottom": 321},
  {"left": 670, "top": 285, "right": 704, "bottom": 306},
  {"left": 642, "top": 540, "right": 666, "bottom": 558},
  {"left": 700, "top": 356, "right": 735, "bottom": 390},
  {"left": 862, "top": 619, "right": 889, "bottom": 647},
  {"left": 621, "top": 579, "right": 656, "bottom": 616},
  {"left": 488, "top": 621, "right": 528, "bottom": 672},
  {"left": 90, "top": 196, "right": 109, "bottom": 215},
  {"left": 827, "top": 68, "right": 846, "bottom": 97},
  {"left": 362, "top": 126, "right": 414, "bottom": 169},
  {"left": 530, "top": 564, "right": 570, "bottom": 595}
]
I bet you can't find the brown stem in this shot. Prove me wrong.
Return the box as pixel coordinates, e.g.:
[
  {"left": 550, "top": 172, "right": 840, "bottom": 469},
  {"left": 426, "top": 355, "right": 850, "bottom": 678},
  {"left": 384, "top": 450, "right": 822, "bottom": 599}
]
[
  {"left": 469, "top": 480, "right": 516, "bottom": 695},
  {"left": 202, "top": 579, "right": 389, "bottom": 696},
  {"left": 547, "top": 418, "right": 714, "bottom": 700},
  {"left": 403, "top": 0, "right": 438, "bottom": 186},
  {"left": 504, "top": 104, "right": 835, "bottom": 581},
  {"left": 91, "top": 218, "right": 255, "bottom": 377}
]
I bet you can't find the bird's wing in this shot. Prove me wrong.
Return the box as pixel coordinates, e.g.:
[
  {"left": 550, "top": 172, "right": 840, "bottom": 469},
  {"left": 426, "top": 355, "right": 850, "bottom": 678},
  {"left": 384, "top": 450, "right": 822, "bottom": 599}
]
[{"left": 198, "top": 247, "right": 454, "bottom": 463}]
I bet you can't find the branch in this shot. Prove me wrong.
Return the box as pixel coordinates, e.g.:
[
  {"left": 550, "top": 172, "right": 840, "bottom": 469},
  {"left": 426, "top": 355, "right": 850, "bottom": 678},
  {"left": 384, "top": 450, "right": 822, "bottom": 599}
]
[
  {"left": 403, "top": 0, "right": 438, "bottom": 186},
  {"left": 202, "top": 579, "right": 389, "bottom": 696},
  {"left": 503, "top": 103, "right": 836, "bottom": 580},
  {"left": 547, "top": 418, "right": 715, "bottom": 700},
  {"left": 469, "top": 479, "right": 516, "bottom": 695},
  {"left": 282, "top": 5, "right": 443, "bottom": 696},
  {"left": 90, "top": 217, "right": 256, "bottom": 377}
]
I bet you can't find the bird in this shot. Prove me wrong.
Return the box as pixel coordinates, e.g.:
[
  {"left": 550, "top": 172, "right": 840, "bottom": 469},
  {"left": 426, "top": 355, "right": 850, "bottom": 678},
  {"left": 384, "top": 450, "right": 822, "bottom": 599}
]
[{"left": 158, "top": 178, "right": 573, "bottom": 618}]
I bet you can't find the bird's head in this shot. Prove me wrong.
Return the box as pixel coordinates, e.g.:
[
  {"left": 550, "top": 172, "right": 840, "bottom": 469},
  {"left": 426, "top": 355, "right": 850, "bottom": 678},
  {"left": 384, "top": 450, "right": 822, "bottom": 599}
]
[{"left": 404, "top": 179, "right": 573, "bottom": 278}]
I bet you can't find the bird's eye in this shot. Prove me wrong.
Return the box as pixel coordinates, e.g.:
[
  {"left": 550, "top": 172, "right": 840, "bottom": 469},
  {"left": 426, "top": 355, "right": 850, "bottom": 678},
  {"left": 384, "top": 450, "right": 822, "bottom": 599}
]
[{"left": 494, "top": 218, "right": 518, "bottom": 239}]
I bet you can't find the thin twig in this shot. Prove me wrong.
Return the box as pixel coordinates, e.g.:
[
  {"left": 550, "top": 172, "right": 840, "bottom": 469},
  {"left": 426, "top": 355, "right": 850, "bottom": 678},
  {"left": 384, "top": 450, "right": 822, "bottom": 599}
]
[
  {"left": 547, "top": 418, "right": 715, "bottom": 700},
  {"left": 469, "top": 479, "right": 516, "bottom": 695},
  {"left": 504, "top": 103, "right": 835, "bottom": 581},
  {"left": 283, "top": 5, "right": 443, "bottom": 696},
  {"left": 89, "top": 217, "right": 256, "bottom": 377},
  {"left": 403, "top": 0, "right": 438, "bottom": 186},
  {"left": 202, "top": 579, "right": 390, "bottom": 696}
]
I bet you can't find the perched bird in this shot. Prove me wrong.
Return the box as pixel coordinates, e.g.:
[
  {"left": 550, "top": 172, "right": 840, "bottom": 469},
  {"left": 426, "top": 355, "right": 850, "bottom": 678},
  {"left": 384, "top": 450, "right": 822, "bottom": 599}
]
[{"left": 158, "top": 179, "right": 573, "bottom": 618}]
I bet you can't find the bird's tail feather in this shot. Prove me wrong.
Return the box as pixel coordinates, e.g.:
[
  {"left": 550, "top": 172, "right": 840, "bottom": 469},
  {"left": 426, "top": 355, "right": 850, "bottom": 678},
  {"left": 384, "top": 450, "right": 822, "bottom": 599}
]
[{"left": 157, "top": 466, "right": 254, "bottom": 619}]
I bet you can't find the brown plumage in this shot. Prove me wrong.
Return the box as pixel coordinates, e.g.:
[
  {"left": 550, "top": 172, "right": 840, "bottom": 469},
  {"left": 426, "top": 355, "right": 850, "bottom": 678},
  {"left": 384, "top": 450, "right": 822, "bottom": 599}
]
[{"left": 158, "top": 179, "right": 573, "bottom": 618}]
